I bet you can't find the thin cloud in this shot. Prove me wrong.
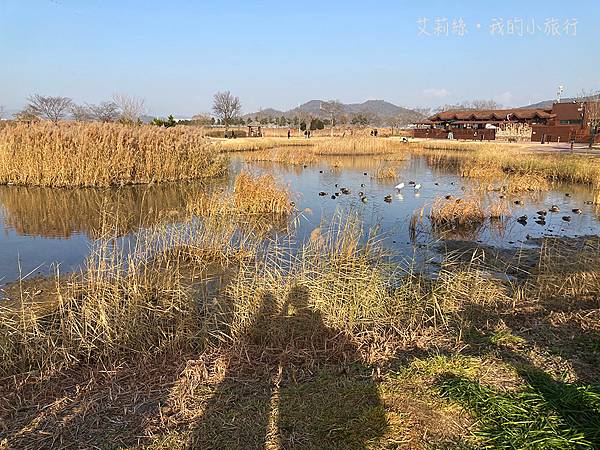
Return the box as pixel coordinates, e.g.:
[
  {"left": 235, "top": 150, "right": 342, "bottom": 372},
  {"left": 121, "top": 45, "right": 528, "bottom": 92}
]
[{"left": 423, "top": 88, "right": 450, "bottom": 99}]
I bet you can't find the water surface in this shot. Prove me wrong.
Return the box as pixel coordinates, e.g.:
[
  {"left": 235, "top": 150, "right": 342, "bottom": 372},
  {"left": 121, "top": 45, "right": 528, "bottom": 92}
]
[{"left": 1, "top": 153, "right": 599, "bottom": 286}]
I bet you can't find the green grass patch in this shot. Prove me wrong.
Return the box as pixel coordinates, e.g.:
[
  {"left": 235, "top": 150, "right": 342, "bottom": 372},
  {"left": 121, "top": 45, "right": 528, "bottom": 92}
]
[{"left": 437, "top": 369, "right": 600, "bottom": 449}]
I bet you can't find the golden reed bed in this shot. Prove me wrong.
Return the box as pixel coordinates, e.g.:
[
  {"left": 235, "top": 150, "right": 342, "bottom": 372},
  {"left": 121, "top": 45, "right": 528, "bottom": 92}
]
[{"left": 0, "top": 122, "right": 227, "bottom": 187}]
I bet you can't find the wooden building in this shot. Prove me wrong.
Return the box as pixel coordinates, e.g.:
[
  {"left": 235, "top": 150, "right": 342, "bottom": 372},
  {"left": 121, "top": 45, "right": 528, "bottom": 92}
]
[
  {"left": 413, "top": 109, "right": 553, "bottom": 141},
  {"left": 413, "top": 102, "right": 600, "bottom": 144},
  {"left": 531, "top": 102, "right": 600, "bottom": 144}
]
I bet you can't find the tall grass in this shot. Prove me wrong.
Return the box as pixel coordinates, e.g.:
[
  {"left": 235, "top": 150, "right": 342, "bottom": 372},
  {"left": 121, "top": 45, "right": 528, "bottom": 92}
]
[
  {"left": 233, "top": 172, "right": 293, "bottom": 215},
  {"left": 412, "top": 141, "right": 600, "bottom": 187},
  {"left": 312, "top": 137, "right": 408, "bottom": 156},
  {"left": 216, "top": 137, "right": 312, "bottom": 152},
  {"left": 187, "top": 171, "right": 293, "bottom": 219},
  {"left": 0, "top": 122, "right": 227, "bottom": 187}
]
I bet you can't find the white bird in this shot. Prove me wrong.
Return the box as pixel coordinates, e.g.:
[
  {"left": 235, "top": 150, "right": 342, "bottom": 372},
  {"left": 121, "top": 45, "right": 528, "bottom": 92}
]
[
  {"left": 395, "top": 182, "right": 405, "bottom": 190},
  {"left": 414, "top": 183, "right": 422, "bottom": 190}
]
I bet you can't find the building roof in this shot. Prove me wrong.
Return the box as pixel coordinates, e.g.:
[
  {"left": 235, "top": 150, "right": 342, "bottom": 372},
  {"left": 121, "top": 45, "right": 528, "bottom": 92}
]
[{"left": 429, "top": 108, "right": 555, "bottom": 122}]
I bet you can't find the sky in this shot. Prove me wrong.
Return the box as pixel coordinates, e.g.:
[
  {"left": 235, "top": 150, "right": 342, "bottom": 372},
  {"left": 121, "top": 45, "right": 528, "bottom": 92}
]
[{"left": 1, "top": 0, "right": 598, "bottom": 117}]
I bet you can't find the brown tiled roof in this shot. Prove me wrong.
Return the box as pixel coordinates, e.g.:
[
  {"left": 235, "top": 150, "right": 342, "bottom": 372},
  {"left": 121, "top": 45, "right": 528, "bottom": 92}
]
[{"left": 429, "top": 109, "right": 555, "bottom": 122}]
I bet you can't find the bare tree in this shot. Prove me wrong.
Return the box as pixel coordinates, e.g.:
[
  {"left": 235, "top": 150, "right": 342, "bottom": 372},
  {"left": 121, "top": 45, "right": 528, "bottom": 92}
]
[
  {"left": 14, "top": 106, "right": 40, "bottom": 122},
  {"left": 471, "top": 99, "right": 502, "bottom": 110},
  {"left": 27, "top": 94, "right": 73, "bottom": 124},
  {"left": 89, "top": 101, "right": 121, "bottom": 122},
  {"left": 387, "top": 115, "right": 411, "bottom": 135},
  {"left": 320, "top": 100, "right": 344, "bottom": 137},
  {"left": 296, "top": 111, "right": 313, "bottom": 134},
  {"left": 70, "top": 104, "right": 92, "bottom": 122},
  {"left": 112, "top": 94, "right": 145, "bottom": 124},
  {"left": 578, "top": 90, "right": 600, "bottom": 148},
  {"left": 212, "top": 91, "right": 242, "bottom": 130}
]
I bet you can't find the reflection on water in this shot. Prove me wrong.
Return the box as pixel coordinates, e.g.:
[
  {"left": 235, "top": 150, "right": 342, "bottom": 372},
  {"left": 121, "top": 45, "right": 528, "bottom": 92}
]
[
  {"left": 1, "top": 152, "right": 600, "bottom": 286},
  {"left": 0, "top": 183, "right": 222, "bottom": 239},
  {"left": 0, "top": 182, "right": 224, "bottom": 284}
]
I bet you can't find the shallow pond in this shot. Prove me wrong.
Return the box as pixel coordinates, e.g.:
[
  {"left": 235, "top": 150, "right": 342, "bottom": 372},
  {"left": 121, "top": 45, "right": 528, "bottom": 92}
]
[{"left": 1, "top": 153, "right": 600, "bottom": 287}]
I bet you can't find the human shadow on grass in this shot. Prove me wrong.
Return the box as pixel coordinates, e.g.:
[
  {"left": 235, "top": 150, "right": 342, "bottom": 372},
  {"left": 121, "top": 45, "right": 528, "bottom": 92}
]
[{"left": 187, "top": 284, "right": 386, "bottom": 450}]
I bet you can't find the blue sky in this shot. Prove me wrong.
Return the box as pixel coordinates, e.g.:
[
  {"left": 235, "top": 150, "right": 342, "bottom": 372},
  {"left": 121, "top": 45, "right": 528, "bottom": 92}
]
[{"left": 1, "top": 0, "right": 598, "bottom": 117}]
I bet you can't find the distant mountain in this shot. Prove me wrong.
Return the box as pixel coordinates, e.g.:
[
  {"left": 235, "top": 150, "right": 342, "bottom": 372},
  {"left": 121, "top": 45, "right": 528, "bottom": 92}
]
[
  {"left": 523, "top": 95, "right": 599, "bottom": 109},
  {"left": 244, "top": 99, "right": 423, "bottom": 124}
]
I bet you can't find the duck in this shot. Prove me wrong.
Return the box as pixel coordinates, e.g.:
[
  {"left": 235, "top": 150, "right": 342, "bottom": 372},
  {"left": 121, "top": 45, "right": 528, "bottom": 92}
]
[
  {"left": 434, "top": 182, "right": 439, "bottom": 186},
  {"left": 549, "top": 205, "right": 560, "bottom": 213},
  {"left": 360, "top": 183, "right": 365, "bottom": 187},
  {"left": 363, "top": 172, "right": 368, "bottom": 176},
  {"left": 319, "top": 170, "right": 323, "bottom": 173},
  {"left": 517, "top": 215, "right": 528, "bottom": 225},
  {"left": 318, "top": 191, "right": 327, "bottom": 196},
  {"left": 535, "top": 219, "right": 546, "bottom": 226},
  {"left": 330, "top": 195, "right": 336, "bottom": 200},
  {"left": 572, "top": 208, "right": 582, "bottom": 214},
  {"left": 384, "top": 195, "right": 393, "bottom": 203},
  {"left": 395, "top": 182, "right": 405, "bottom": 190},
  {"left": 358, "top": 191, "right": 364, "bottom": 197},
  {"left": 408, "top": 181, "right": 415, "bottom": 185},
  {"left": 414, "top": 183, "right": 422, "bottom": 190},
  {"left": 361, "top": 196, "right": 368, "bottom": 204},
  {"left": 514, "top": 200, "right": 523, "bottom": 206},
  {"left": 445, "top": 195, "right": 453, "bottom": 200},
  {"left": 340, "top": 187, "right": 351, "bottom": 195},
  {"left": 536, "top": 210, "right": 547, "bottom": 217},
  {"left": 565, "top": 193, "right": 571, "bottom": 197},
  {"left": 335, "top": 183, "right": 338, "bottom": 188},
  {"left": 499, "top": 195, "right": 505, "bottom": 199},
  {"left": 562, "top": 216, "right": 572, "bottom": 222},
  {"left": 335, "top": 192, "right": 340, "bottom": 196}
]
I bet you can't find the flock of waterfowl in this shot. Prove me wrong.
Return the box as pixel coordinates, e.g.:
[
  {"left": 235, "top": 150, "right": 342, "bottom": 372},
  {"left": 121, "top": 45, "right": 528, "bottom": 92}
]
[
  {"left": 515, "top": 203, "right": 584, "bottom": 226},
  {"left": 315, "top": 170, "right": 593, "bottom": 230},
  {"left": 317, "top": 173, "right": 423, "bottom": 204}
]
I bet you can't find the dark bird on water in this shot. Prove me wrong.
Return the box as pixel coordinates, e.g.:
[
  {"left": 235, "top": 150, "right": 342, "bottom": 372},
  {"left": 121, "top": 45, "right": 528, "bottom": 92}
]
[
  {"left": 384, "top": 195, "right": 392, "bottom": 203},
  {"left": 562, "top": 216, "right": 571, "bottom": 222}
]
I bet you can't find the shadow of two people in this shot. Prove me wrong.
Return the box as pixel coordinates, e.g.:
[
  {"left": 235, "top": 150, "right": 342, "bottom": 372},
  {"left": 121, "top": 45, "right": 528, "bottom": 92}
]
[{"left": 188, "top": 284, "right": 387, "bottom": 449}]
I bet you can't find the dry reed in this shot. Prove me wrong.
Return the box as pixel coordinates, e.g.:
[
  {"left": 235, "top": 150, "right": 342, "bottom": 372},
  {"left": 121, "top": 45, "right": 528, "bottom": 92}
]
[
  {"left": 429, "top": 196, "right": 487, "bottom": 227},
  {"left": 0, "top": 122, "right": 227, "bottom": 187}
]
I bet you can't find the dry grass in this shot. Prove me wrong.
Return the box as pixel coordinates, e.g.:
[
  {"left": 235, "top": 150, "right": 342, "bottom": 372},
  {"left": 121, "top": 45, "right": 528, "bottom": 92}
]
[
  {"left": 0, "top": 122, "right": 227, "bottom": 187},
  {"left": 373, "top": 166, "right": 397, "bottom": 180},
  {"left": 312, "top": 137, "right": 407, "bottom": 156},
  {"left": 3, "top": 208, "right": 600, "bottom": 447},
  {"left": 244, "top": 148, "right": 318, "bottom": 166},
  {"left": 187, "top": 172, "right": 293, "bottom": 219},
  {"left": 412, "top": 141, "right": 600, "bottom": 187},
  {"left": 429, "top": 196, "right": 487, "bottom": 228},
  {"left": 215, "top": 137, "right": 311, "bottom": 152},
  {"left": 233, "top": 171, "right": 293, "bottom": 215}
]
